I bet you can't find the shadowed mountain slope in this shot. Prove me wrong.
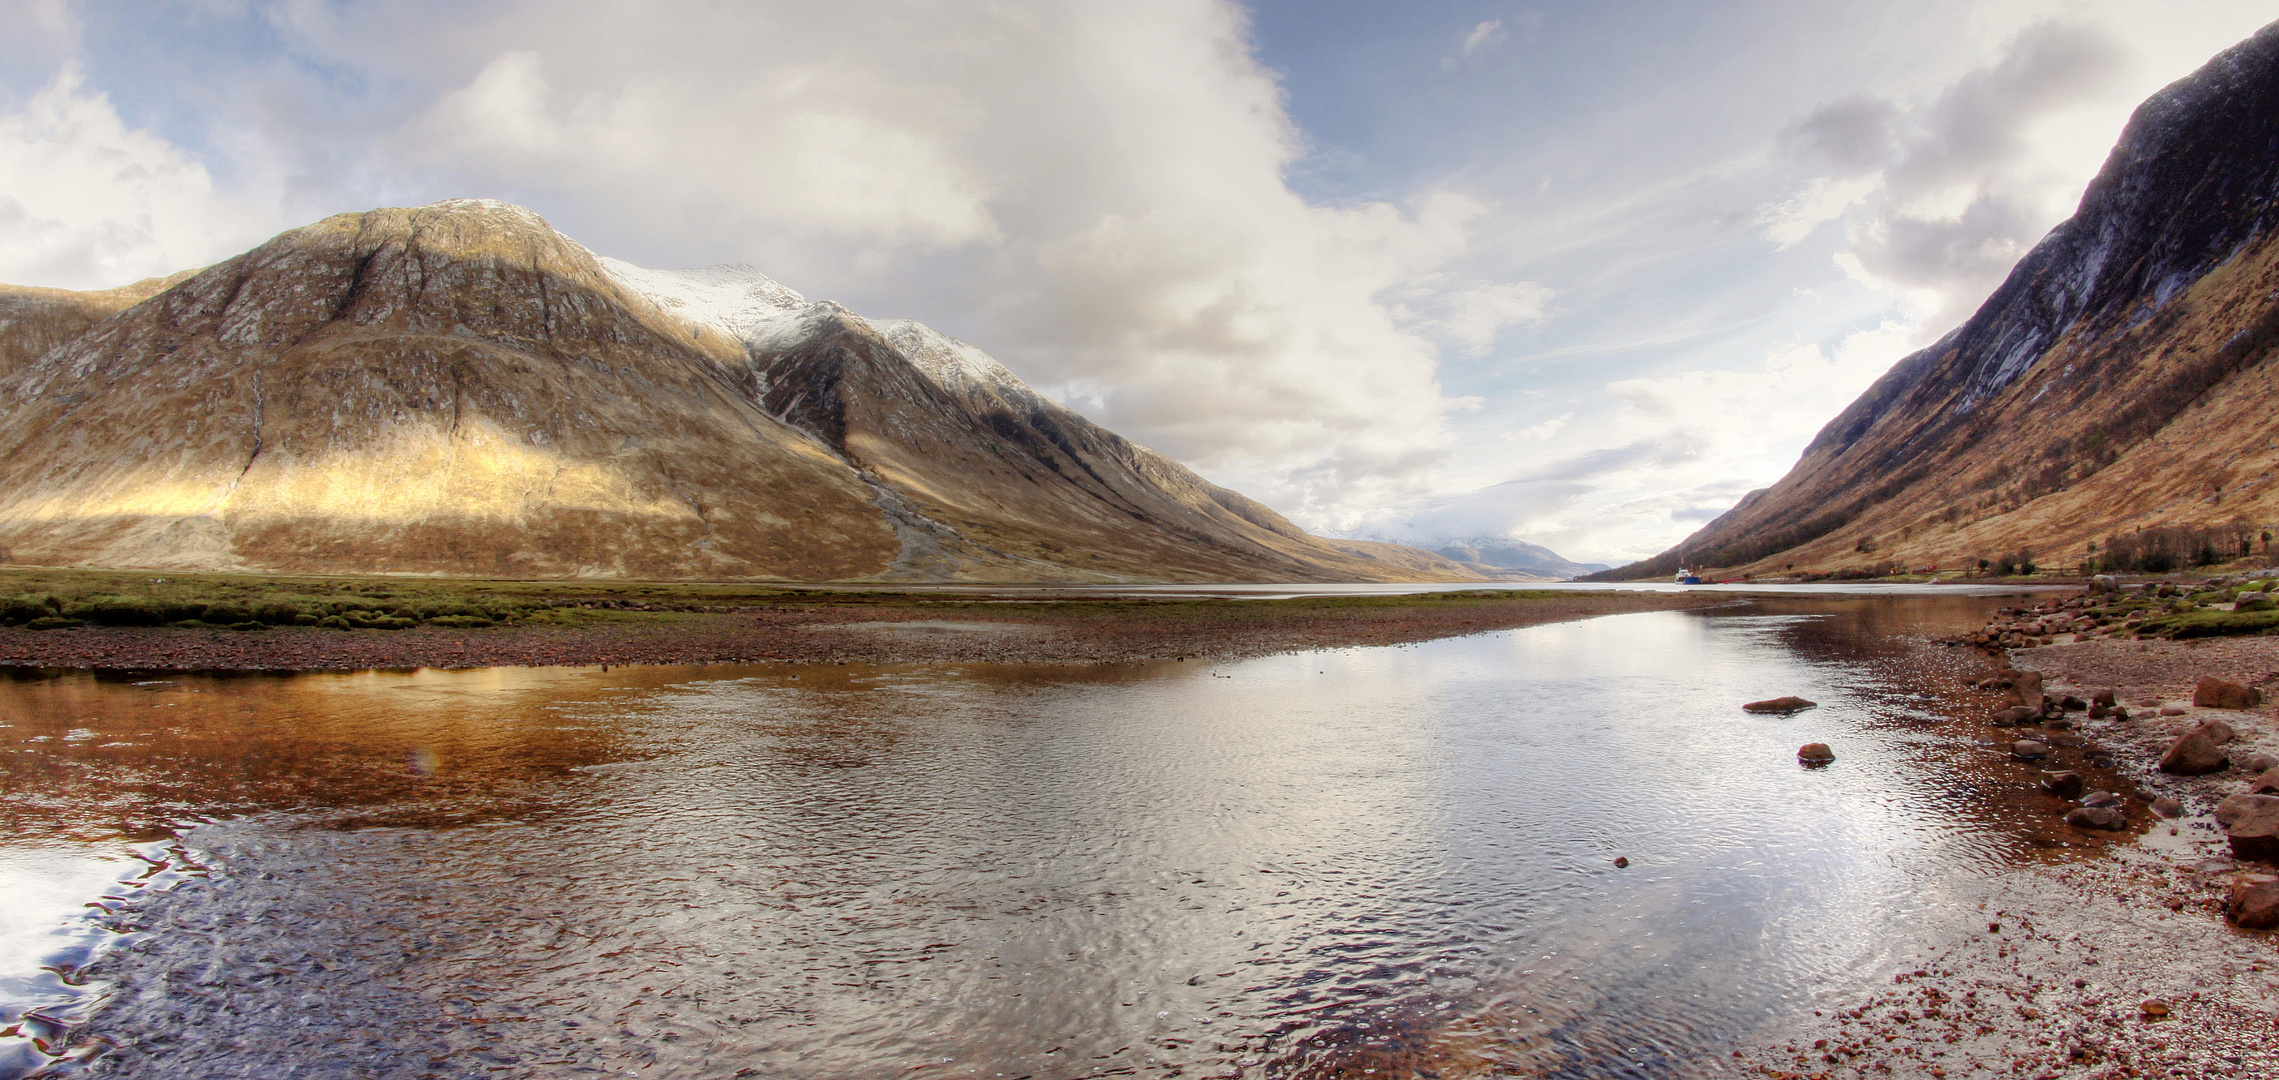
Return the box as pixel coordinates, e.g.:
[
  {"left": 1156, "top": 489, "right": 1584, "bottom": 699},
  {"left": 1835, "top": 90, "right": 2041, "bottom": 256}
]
[
  {"left": 0, "top": 201, "right": 1479, "bottom": 583},
  {"left": 1593, "top": 20, "right": 2279, "bottom": 581}
]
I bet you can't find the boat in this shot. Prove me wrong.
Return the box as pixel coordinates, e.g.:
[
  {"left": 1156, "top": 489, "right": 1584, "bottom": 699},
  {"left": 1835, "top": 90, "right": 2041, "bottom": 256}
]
[{"left": 1674, "top": 567, "right": 1704, "bottom": 585}]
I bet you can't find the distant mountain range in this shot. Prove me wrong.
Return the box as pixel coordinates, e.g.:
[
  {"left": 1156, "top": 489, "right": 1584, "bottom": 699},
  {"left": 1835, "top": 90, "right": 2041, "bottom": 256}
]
[
  {"left": 0, "top": 201, "right": 1485, "bottom": 583},
  {"left": 1332, "top": 533, "right": 1607, "bottom": 582},
  {"left": 1594, "top": 20, "right": 2279, "bottom": 581}
]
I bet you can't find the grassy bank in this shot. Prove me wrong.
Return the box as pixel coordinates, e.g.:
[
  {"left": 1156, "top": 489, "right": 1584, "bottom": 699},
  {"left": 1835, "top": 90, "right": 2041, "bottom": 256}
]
[{"left": 0, "top": 567, "right": 1720, "bottom": 671}]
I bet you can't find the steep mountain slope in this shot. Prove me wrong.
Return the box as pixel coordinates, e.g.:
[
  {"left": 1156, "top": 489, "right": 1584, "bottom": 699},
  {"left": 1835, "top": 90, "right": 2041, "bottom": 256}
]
[
  {"left": 1597, "top": 20, "right": 2279, "bottom": 580},
  {"left": 0, "top": 200, "right": 1480, "bottom": 583}
]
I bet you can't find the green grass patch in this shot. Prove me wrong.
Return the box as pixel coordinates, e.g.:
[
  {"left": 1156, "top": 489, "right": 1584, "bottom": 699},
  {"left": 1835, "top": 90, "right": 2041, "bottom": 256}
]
[{"left": 2139, "top": 608, "right": 2279, "bottom": 639}]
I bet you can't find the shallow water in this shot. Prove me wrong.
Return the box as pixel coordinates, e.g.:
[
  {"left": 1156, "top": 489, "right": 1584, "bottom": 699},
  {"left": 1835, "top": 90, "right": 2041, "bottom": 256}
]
[{"left": 0, "top": 596, "right": 2045, "bottom": 1078}]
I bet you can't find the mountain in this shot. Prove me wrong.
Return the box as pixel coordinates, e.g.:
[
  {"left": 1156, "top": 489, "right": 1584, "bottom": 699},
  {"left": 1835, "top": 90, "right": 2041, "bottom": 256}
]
[
  {"left": 1428, "top": 537, "right": 1608, "bottom": 582},
  {"left": 1592, "top": 21, "right": 2279, "bottom": 581},
  {"left": 0, "top": 200, "right": 1485, "bottom": 583},
  {"left": 1326, "top": 531, "right": 1605, "bottom": 581}
]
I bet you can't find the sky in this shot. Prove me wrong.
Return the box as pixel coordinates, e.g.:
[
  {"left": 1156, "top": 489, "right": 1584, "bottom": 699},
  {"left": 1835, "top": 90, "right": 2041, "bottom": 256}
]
[{"left": 1, "top": 0, "right": 2273, "bottom": 565}]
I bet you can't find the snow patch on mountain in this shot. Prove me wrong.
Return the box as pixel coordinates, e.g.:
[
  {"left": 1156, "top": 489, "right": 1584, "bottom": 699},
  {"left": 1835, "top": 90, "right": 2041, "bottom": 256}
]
[
  {"left": 597, "top": 258, "right": 809, "bottom": 340},
  {"left": 877, "top": 319, "right": 1028, "bottom": 398},
  {"left": 598, "top": 258, "right": 1036, "bottom": 402}
]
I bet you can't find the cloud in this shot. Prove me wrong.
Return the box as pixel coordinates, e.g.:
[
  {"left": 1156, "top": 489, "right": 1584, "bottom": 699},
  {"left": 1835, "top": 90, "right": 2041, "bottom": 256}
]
[
  {"left": 1762, "top": 19, "right": 2135, "bottom": 326},
  {"left": 1354, "top": 316, "right": 1915, "bottom": 560},
  {"left": 1422, "top": 280, "right": 1557, "bottom": 350},
  {"left": 1461, "top": 20, "right": 1506, "bottom": 56},
  {"left": 1502, "top": 411, "right": 1573, "bottom": 443},
  {"left": 1755, "top": 174, "right": 1880, "bottom": 249},
  {"left": 0, "top": 67, "right": 282, "bottom": 289},
  {"left": 1356, "top": 433, "right": 1706, "bottom": 542}
]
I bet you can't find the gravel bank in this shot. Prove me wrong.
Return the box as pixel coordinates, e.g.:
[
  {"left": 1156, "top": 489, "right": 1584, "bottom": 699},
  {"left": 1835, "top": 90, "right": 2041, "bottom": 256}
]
[{"left": 1729, "top": 631, "right": 2279, "bottom": 1080}]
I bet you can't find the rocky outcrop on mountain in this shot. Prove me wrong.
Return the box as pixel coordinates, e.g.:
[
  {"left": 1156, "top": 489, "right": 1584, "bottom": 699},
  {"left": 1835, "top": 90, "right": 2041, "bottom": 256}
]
[
  {"left": 0, "top": 273, "right": 192, "bottom": 378},
  {"left": 0, "top": 200, "right": 1479, "bottom": 582},
  {"left": 1594, "top": 20, "right": 2279, "bottom": 581}
]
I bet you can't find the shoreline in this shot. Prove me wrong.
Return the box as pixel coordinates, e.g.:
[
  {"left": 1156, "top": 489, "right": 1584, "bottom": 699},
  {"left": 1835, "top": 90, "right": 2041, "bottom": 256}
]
[
  {"left": 1730, "top": 616, "right": 2279, "bottom": 1080},
  {"left": 0, "top": 589, "right": 1737, "bottom": 673}
]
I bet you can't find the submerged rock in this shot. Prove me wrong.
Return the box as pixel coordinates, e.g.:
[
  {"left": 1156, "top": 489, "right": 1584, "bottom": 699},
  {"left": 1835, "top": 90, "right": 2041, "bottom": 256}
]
[
  {"left": 2082, "top": 790, "right": 2123, "bottom": 808},
  {"left": 2063, "top": 806, "right": 2127, "bottom": 830},
  {"left": 2041, "top": 770, "right": 2086, "bottom": 799},
  {"left": 2011, "top": 740, "right": 2049, "bottom": 760},
  {"left": 1797, "top": 742, "right": 1835, "bottom": 765},
  {"left": 2159, "top": 730, "right": 2229, "bottom": 775},
  {"left": 1745, "top": 696, "right": 1818, "bottom": 714}
]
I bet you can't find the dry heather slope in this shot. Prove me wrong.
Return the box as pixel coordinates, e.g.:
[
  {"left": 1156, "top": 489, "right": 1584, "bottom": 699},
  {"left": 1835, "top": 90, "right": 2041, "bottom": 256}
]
[
  {"left": 1598, "top": 20, "right": 2279, "bottom": 582},
  {"left": 0, "top": 200, "right": 1478, "bottom": 584}
]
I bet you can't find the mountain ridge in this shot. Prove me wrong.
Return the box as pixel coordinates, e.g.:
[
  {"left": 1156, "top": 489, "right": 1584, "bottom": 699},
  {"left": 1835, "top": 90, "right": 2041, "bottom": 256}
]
[{"left": 0, "top": 200, "right": 1483, "bottom": 583}]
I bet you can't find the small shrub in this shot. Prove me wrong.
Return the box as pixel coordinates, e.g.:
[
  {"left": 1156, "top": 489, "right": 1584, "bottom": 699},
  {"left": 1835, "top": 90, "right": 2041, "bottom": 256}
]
[
  {"left": 0, "top": 595, "right": 62, "bottom": 624},
  {"left": 201, "top": 601, "right": 252, "bottom": 624},
  {"left": 252, "top": 600, "right": 307, "bottom": 625},
  {"left": 66, "top": 597, "right": 168, "bottom": 626},
  {"left": 425, "top": 614, "right": 494, "bottom": 629}
]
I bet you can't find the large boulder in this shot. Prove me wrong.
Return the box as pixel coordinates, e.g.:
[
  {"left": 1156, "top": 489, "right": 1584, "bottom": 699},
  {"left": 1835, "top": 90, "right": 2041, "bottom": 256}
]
[
  {"left": 1797, "top": 742, "right": 1835, "bottom": 765},
  {"left": 2160, "top": 730, "right": 2230, "bottom": 775},
  {"left": 2193, "top": 676, "right": 2262, "bottom": 710},
  {"left": 2250, "top": 767, "right": 2279, "bottom": 796},
  {"left": 1744, "top": 696, "right": 1818, "bottom": 714},
  {"left": 2090, "top": 574, "right": 2119, "bottom": 594},
  {"left": 2041, "top": 770, "right": 2086, "bottom": 799},
  {"left": 2235, "top": 592, "right": 2275, "bottom": 612},
  {"left": 2010, "top": 670, "right": 2045, "bottom": 712},
  {"left": 2219, "top": 794, "right": 2279, "bottom": 861},
  {"left": 2228, "top": 876, "right": 2279, "bottom": 929},
  {"left": 2197, "top": 718, "right": 2239, "bottom": 745}
]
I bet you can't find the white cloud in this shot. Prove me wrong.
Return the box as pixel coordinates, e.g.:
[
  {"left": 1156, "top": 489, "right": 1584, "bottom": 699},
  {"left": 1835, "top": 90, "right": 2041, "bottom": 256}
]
[
  {"left": 1502, "top": 411, "right": 1573, "bottom": 443},
  {"left": 1420, "top": 280, "right": 1557, "bottom": 351},
  {"left": 1756, "top": 174, "right": 1880, "bottom": 249},
  {"left": 1461, "top": 20, "right": 1506, "bottom": 56},
  {"left": 0, "top": 67, "right": 282, "bottom": 289},
  {"left": 1357, "top": 318, "right": 1917, "bottom": 561}
]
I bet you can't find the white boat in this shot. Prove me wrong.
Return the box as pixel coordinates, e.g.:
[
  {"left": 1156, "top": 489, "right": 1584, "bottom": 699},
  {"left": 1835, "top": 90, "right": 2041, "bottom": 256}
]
[{"left": 1674, "top": 567, "right": 1704, "bottom": 585}]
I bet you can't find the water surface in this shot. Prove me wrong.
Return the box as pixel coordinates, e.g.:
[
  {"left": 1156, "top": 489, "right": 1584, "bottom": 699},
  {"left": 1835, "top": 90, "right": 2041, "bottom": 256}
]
[{"left": 0, "top": 596, "right": 2039, "bottom": 1078}]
